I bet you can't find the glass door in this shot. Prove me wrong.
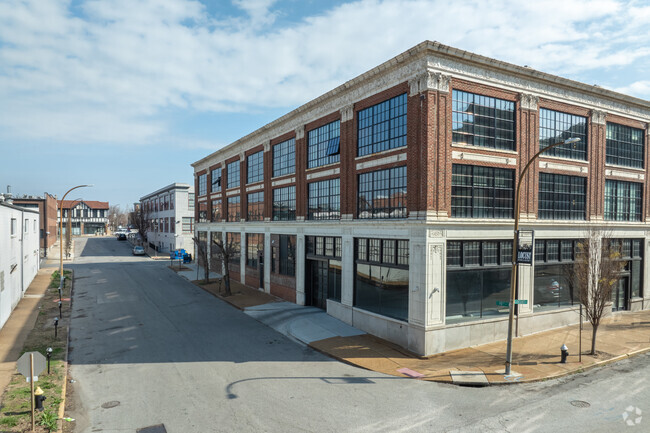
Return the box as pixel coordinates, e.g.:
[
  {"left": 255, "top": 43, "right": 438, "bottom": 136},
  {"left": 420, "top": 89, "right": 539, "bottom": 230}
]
[
  {"left": 612, "top": 276, "right": 629, "bottom": 311},
  {"left": 307, "top": 259, "right": 328, "bottom": 310}
]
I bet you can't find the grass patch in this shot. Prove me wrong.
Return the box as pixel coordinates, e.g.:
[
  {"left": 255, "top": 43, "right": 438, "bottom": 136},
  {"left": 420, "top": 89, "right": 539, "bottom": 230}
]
[{"left": 0, "top": 269, "right": 72, "bottom": 432}]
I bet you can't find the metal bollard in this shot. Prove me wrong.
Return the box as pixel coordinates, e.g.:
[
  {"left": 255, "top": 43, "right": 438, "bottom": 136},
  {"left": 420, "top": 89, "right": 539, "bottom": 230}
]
[{"left": 560, "top": 344, "right": 569, "bottom": 363}]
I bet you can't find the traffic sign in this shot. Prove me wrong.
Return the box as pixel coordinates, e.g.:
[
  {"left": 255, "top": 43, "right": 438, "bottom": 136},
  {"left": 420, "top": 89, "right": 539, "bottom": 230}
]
[
  {"left": 496, "top": 301, "right": 509, "bottom": 307},
  {"left": 17, "top": 351, "right": 46, "bottom": 382}
]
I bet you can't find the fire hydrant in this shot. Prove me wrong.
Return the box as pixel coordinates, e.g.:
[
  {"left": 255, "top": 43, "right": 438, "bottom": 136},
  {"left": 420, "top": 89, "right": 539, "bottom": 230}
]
[
  {"left": 34, "top": 387, "right": 46, "bottom": 411},
  {"left": 561, "top": 344, "right": 569, "bottom": 363}
]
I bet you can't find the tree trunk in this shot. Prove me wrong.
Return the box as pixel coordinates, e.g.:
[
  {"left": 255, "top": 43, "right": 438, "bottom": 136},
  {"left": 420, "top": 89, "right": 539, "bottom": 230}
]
[
  {"left": 224, "top": 265, "right": 232, "bottom": 296},
  {"left": 590, "top": 325, "right": 598, "bottom": 355}
]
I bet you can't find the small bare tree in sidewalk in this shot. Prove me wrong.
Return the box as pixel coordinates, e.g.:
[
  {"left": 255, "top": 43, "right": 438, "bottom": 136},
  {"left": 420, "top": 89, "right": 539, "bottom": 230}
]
[
  {"left": 212, "top": 237, "right": 238, "bottom": 297},
  {"left": 64, "top": 215, "right": 73, "bottom": 258},
  {"left": 193, "top": 233, "right": 210, "bottom": 284},
  {"left": 573, "top": 226, "right": 627, "bottom": 355}
]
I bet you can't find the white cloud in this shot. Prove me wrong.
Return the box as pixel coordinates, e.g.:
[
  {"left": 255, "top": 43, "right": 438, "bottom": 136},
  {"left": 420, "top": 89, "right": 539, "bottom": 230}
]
[{"left": 0, "top": 0, "right": 648, "bottom": 148}]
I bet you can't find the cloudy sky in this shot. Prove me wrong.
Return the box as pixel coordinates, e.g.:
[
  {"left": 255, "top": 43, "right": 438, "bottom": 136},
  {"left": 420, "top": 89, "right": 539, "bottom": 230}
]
[{"left": 1, "top": 0, "right": 649, "bottom": 210}]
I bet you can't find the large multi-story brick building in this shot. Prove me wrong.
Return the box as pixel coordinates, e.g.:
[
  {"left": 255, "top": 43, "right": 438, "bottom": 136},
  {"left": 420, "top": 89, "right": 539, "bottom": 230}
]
[{"left": 191, "top": 41, "right": 650, "bottom": 356}]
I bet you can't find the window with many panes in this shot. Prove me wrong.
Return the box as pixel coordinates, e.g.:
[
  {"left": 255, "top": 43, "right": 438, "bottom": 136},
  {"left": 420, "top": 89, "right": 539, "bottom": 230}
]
[
  {"left": 247, "top": 151, "right": 264, "bottom": 184},
  {"left": 354, "top": 238, "right": 409, "bottom": 321},
  {"left": 211, "top": 199, "right": 222, "bottom": 222},
  {"left": 452, "top": 90, "right": 515, "bottom": 150},
  {"left": 306, "top": 236, "right": 342, "bottom": 302},
  {"left": 272, "top": 186, "right": 296, "bottom": 221},
  {"left": 227, "top": 196, "right": 241, "bottom": 222},
  {"left": 227, "top": 161, "right": 240, "bottom": 189},
  {"left": 533, "top": 239, "right": 578, "bottom": 310},
  {"left": 247, "top": 191, "right": 264, "bottom": 221},
  {"left": 198, "top": 201, "right": 208, "bottom": 223},
  {"left": 358, "top": 166, "right": 407, "bottom": 219},
  {"left": 308, "top": 178, "right": 340, "bottom": 220},
  {"left": 198, "top": 173, "right": 207, "bottom": 196},
  {"left": 246, "top": 233, "right": 264, "bottom": 268},
  {"left": 604, "top": 179, "right": 642, "bottom": 221},
  {"left": 182, "top": 217, "right": 193, "bottom": 232},
  {"left": 606, "top": 123, "right": 644, "bottom": 168},
  {"left": 226, "top": 232, "right": 241, "bottom": 265},
  {"left": 308, "top": 120, "right": 340, "bottom": 168},
  {"left": 357, "top": 93, "right": 407, "bottom": 157},
  {"left": 451, "top": 164, "right": 514, "bottom": 218},
  {"left": 271, "top": 234, "right": 296, "bottom": 276},
  {"left": 446, "top": 240, "right": 512, "bottom": 323},
  {"left": 539, "top": 109, "right": 587, "bottom": 160},
  {"left": 211, "top": 167, "right": 222, "bottom": 191},
  {"left": 538, "top": 173, "right": 586, "bottom": 220},
  {"left": 272, "top": 138, "right": 295, "bottom": 177}
]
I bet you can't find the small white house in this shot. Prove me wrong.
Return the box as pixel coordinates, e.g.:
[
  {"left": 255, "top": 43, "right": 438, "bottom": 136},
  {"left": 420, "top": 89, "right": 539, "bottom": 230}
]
[{"left": 0, "top": 200, "right": 40, "bottom": 330}]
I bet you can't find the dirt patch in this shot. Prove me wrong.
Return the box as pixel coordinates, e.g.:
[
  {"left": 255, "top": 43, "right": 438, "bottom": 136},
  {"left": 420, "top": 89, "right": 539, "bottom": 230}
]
[
  {"left": 191, "top": 278, "right": 281, "bottom": 310},
  {"left": 167, "top": 265, "right": 191, "bottom": 272},
  {"left": 0, "top": 270, "right": 72, "bottom": 432}
]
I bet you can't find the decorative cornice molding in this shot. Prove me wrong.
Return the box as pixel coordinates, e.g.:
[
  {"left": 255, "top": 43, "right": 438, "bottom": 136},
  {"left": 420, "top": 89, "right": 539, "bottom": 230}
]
[
  {"left": 452, "top": 150, "right": 516, "bottom": 166},
  {"left": 295, "top": 126, "right": 305, "bottom": 140},
  {"left": 239, "top": 151, "right": 245, "bottom": 161},
  {"left": 539, "top": 160, "right": 588, "bottom": 174},
  {"left": 340, "top": 104, "right": 354, "bottom": 122},
  {"left": 591, "top": 109, "right": 607, "bottom": 125},
  {"left": 263, "top": 140, "right": 270, "bottom": 152},
  {"left": 409, "top": 70, "right": 450, "bottom": 95},
  {"left": 519, "top": 93, "right": 539, "bottom": 111}
]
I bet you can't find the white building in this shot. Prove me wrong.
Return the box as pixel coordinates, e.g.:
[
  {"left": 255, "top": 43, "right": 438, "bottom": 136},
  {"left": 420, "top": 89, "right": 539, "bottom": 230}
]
[
  {"left": 140, "top": 183, "right": 195, "bottom": 255},
  {"left": 0, "top": 200, "right": 40, "bottom": 330}
]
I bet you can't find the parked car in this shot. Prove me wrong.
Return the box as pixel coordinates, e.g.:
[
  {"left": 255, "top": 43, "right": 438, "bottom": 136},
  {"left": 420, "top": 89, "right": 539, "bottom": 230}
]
[
  {"left": 117, "top": 233, "right": 127, "bottom": 241},
  {"left": 132, "top": 246, "right": 145, "bottom": 255}
]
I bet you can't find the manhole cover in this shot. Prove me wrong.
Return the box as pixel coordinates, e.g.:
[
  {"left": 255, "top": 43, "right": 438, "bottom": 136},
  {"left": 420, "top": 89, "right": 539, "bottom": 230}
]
[
  {"left": 101, "top": 401, "right": 120, "bottom": 409},
  {"left": 570, "top": 400, "right": 591, "bottom": 408}
]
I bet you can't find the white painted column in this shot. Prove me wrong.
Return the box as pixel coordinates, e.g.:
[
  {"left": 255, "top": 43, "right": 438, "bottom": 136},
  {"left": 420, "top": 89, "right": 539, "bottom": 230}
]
[
  {"left": 644, "top": 237, "right": 650, "bottom": 303},
  {"left": 518, "top": 264, "right": 533, "bottom": 314},
  {"left": 264, "top": 230, "right": 271, "bottom": 293},
  {"left": 341, "top": 234, "right": 354, "bottom": 307},
  {"left": 240, "top": 230, "right": 246, "bottom": 283},
  {"left": 296, "top": 233, "right": 305, "bottom": 305}
]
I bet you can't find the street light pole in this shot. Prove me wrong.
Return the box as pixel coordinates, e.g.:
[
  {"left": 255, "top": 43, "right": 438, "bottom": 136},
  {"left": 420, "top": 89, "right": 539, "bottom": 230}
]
[
  {"left": 59, "top": 185, "right": 93, "bottom": 278},
  {"left": 505, "top": 137, "right": 580, "bottom": 375}
]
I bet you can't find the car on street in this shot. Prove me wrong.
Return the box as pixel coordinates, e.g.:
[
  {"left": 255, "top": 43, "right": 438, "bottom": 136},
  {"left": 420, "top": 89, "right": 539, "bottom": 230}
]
[
  {"left": 117, "top": 233, "right": 127, "bottom": 241},
  {"left": 132, "top": 246, "right": 145, "bottom": 255}
]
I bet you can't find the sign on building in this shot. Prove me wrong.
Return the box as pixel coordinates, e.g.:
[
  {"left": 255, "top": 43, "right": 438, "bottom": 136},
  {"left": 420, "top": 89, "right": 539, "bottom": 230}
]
[{"left": 516, "top": 230, "right": 534, "bottom": 265}]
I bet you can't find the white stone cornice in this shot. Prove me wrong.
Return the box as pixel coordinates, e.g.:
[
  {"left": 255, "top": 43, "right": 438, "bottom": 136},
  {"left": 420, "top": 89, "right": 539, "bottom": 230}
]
[
  {"left": 519, "top": 93, "right": 539, "bottom": 111},
  {"left": 295, "top": 126, "right": 305, "bottom": 140},
  {"left": 340, "top": 104, "right": 354, "bottom": 122},
  {"left": 409, "top": 70, "right": 450, "bottom": 95},
  {"left": 591, "top": 109, "right": 607, "bottom": 125},
  {"left": 452, "top": 150, "right": 516, "bottom": 166},
  {"left": 539, "top": 160, "right": 588, "bottom": 174}
]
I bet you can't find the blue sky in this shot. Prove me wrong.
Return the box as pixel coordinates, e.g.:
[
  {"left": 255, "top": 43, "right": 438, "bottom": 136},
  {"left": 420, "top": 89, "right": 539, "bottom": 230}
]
[{"left": 1, "top": 0, "right": 649, "bottom": 211}]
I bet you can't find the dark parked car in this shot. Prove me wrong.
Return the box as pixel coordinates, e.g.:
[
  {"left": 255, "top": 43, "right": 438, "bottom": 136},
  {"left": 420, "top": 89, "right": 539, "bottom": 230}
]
[{"left": 117, "top": 233, "right": 127, "bottom": 241}]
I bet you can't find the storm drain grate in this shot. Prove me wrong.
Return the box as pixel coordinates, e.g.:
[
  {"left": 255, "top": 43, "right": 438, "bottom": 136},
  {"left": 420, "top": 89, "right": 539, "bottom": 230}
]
[
  {"left": 137, "top": 424, "right": 167, "bottom": 433},
  {"left": 570, "top": 400, "right": 591, "bottom": 408}
]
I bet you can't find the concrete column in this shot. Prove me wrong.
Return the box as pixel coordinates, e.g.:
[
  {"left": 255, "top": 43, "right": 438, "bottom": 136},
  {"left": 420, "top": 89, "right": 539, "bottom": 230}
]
[
  {"left": 424, "top": 235, "right": 444, "bottom": 326},
  {"left": 240, "top": 230, "right": 246, "bottom": 283},
  {"left": 409, "top": 238, "right": 427, "bottom": 326},
  {"left": 296, "top": 233, "right": 305, "bottom": 305},
  {"left": 518, "top": 263, "right": 533, "bottom": 315},
  {"left": 264, "top": 229, "right": 271, "bottom": 293},
  {"left": 341, "top": 234, "right": 354, "bottom": 307}
]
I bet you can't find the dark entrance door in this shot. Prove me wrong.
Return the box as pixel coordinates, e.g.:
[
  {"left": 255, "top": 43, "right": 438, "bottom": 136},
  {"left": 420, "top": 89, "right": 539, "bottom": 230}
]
[
  {"left": 612, "top": 276, "right": 629, "bottom": 311},
  {"left": 306, "top": 259, "right": 328, "bottom": 309},
  {"left": 258, "top": 251, "right": 264, "bottom": 290}
]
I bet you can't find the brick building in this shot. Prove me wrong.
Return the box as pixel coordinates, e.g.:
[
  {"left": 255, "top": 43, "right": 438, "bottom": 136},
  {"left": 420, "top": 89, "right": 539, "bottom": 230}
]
[{"left": 191, "top": 41, "right": 650, "bottom": 356}]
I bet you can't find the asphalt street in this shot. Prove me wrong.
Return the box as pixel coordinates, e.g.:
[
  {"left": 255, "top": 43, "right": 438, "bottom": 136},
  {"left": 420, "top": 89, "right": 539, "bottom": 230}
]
[{"left": 66, "top": 237, "right": 649, "bottom": 433}]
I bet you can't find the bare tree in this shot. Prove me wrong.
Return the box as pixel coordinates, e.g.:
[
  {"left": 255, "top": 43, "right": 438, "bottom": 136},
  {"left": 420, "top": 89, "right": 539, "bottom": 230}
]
[
  {"left": 108, "top": 205, "right": 128, "bottom": 232},
  {"left": 65, "top": 214, "right": 72, "bottom": 258},
  {"left": 212, "top": 237, "right": 239, "bottom": 297},
  {"left": 192, "top": 234, "right": 210, "bottom": 284},
  {"left": 129, "top": 206, "right": 150, "bottom": 246},
  {"left": 573, "top": 227, "right": 627, "bottom": 355}
]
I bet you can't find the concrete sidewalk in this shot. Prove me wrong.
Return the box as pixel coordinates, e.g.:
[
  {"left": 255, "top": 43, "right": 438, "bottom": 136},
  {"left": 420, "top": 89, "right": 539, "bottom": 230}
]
[
  {"left": 0, "top": 268, "right": 54, "bottom": 394},
  {"left": 177, "top": 264, "right": 650, "bottom": 385}
]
